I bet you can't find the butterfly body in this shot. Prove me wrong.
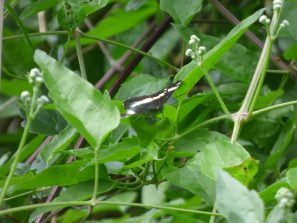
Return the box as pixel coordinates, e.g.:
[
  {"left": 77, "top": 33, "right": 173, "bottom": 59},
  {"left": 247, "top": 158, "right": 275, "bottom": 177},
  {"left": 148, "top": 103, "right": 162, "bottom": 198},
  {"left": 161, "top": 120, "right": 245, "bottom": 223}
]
[{"left": 122, "top": 81, "right": 181, "bottom": 117}]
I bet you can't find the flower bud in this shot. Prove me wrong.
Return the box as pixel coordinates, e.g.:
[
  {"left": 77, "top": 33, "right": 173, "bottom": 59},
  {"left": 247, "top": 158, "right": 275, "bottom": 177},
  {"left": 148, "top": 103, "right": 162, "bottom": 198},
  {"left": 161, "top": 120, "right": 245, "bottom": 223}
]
[
  {"left": 35, "top": 76, "right": 44, "bottom": 84},
  {"left": 185, "top": 49, "right": 193, "bottom": 57},
  {"left": 29, "top": 68, "right": 41, "bottom": 78},
  {"left": 190, "top": 35, "right": 200, "bottom": 43},
  {"left": 37, "top": 95, "right": 49, "bottom": 105},
  {"left": 20, "top": 91, "right": 30, "bottom": 101},
  {"left": 188, "top": 38, "right": 196, "bottom": 45},
  {"left": 259, "top": 15, "right": 267, "bottom": 24},
  {"left": 280, "top": 20, "right": 290, "bottom": 28},
  {"left": 198, "top": 46, "right": 206, "bottom": 53}
]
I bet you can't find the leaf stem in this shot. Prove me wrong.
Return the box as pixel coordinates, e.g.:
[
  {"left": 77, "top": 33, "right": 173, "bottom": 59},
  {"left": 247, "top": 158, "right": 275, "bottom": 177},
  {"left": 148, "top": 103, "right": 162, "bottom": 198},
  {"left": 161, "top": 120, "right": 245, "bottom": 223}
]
[
  {"left": 92, "top": 145, "right": 100, "bottom": 201},
  {"left": 74, "top": 30, "right": 87, "bottom": 80},
  {"left": 79, "top": 31, "right": 179, "bottom": 72},
  {"left": 202, "top": 66, "right": 230, "bottom": 116}
]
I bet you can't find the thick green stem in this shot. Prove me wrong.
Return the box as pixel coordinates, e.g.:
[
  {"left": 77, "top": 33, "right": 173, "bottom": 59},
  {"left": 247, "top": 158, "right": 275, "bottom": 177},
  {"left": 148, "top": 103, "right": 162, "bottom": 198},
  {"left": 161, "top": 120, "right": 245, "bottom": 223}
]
[{"left": 74, "top": 30, "right": 87, "bottom": 80}]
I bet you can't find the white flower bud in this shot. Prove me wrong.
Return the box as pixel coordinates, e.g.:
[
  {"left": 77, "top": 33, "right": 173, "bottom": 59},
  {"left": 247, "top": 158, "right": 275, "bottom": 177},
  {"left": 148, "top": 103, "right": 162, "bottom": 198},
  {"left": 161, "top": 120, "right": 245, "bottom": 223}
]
[
  {"left": 29, "top": 68, "right": 41, "bottom": 78},
  {"left": 259, "top": 15, "right": 268, "bottom": 24},
  {"left": 265, "top": 18, "right": 271, "bottom": 24},
  {"left": 273, "top": 0, "right": 282, "bottom": 5},
  {"left": 198, "top": 46, "right": 206, "bottom": 53},
  {"left": 185, "top": 49, "right": 193, "bottom": 57},
  {"left": 189, "top": 38, "right": 196, "bottom": 45},
  {"left": 20, "top": 91, "right": 30, "bottom": 101},
  {"left": 35, "top": 76, "right": 43, "bottom": 84},
  {"left": 273, "top": 3, "right": 281, "bottom": 11},
  {"left": 190, "top": 35, "right": 200, "bottom": 43},
  {"left": 281, "top": 20, "right": 290, "bottom": 27},
  {"left": 38, "top": 95, "right": 49, "bottom": 104}
]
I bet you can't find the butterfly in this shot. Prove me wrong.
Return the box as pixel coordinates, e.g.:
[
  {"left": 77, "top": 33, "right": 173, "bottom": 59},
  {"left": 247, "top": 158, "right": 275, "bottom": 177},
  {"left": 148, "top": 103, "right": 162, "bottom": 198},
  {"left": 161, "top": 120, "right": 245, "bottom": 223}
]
[{"left": 122, "top": 81, "right": 181, "bottom": 117}]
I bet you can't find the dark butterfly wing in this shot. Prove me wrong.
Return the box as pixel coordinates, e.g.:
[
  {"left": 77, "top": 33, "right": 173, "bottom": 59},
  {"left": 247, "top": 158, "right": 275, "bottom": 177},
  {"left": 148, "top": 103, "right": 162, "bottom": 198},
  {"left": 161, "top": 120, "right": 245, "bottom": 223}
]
[{"left": 122, "top": 81, "right": 181, "bottom": 117}]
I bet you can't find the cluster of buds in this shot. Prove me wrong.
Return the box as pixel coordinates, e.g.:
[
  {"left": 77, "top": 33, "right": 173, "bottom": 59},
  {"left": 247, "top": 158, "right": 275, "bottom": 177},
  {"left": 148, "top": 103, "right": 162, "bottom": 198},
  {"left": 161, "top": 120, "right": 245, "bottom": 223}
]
[
  {"left": 185, "top": 35, "right": 206, "bottom": 66},
  {"left": 273, "top": 0, "right": 283, "bottom": 12},
  {"left": 20, "top": 68, "right": 49, "bottom": 117},
  {"left": 275, "top": 187, "right": 295, "bottom": 209},
  {"left": 259, "top": 0, "right": 290, "bottom": 39}
]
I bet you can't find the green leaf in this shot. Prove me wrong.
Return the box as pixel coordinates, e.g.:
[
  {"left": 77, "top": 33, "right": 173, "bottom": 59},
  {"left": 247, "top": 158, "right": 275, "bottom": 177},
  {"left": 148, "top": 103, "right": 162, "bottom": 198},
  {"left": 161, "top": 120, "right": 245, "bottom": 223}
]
[
  {"left": 115, "top": 74, "right": 170, "bottom": 100},
  {"left": 63, "top": 137, "right": 140, "bottom": 163},
  {"left": 41, "top": 125, "right": 77, "bottom": 164},
  {"left": 286, "top": 167, "right": 297, "bottom": 190},
  {"left": 160, "top": 0, "right": 203, "bottom": 25},
  {"left": 279, "top": 0, "right": 297, "bottom": 39},
  {"left": 284, "top": 41, "right": 297, "bottom": 60},
  {"left": 259, "top": 180, "right": 290, "bottom": 205},
  {"left": 34, "top": 50, "right": 120, "bottom": 146},
  {"left": 162, "top": 134, "right": 250, "bottom": 203},
  {"left": 81, "top": 3, "right": 157, "bottom": 44},
  {"left": 216, "top": 171, "right": 264, "bottom": 223},
  {"left": 0, "top": 79, "right": 31, "bottom": 96},
  {"left": 58, "top": 0, "right": 108, "bottom": 29},
  {"left": 21, "top": 0, "right": 60, "bottom": 19},
  {"left": 0, "top": 136, "right": 45, "bottom": 177},
  {"left": 12, "top": 161, "right": 108, "bottom": 191},
  {"left": 173, "top": 8, "right": 265, "bottom": 101},
  {"left": 29, "top": 109, "right": 68, "bottom": 135},
  {"left": 125, "top": 0, "right": 149, "bottom": 11},
  {"left": 265, "top": 205, "right": 286, "bottom": 223},
  {"left": 255, "top": 89, "right": 284, "bottom": 109},
  {"left": 29, "top": 180, "right": 114, "bottom": 222},
  {"left": 265, "top": 110, "right": 297, "bottom": 172}
]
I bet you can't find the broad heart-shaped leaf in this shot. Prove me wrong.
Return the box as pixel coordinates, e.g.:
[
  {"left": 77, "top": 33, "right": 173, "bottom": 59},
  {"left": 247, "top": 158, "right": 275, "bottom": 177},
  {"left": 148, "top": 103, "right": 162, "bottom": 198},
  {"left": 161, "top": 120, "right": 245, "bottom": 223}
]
[
  {"left": 173, "top": 8, "right": 265, "bottom": 102},
  {"left": 162, "top": 133, "right": 250, "bottom": 203},
  {"left": 160, "top": 0, "right": 203, "bottom": 26},
  {"left": 34, "top": 50, "right": 120, "bottom": 147},
  {"left": 216, "top": 171, "right": 264, "bottom": 223}
]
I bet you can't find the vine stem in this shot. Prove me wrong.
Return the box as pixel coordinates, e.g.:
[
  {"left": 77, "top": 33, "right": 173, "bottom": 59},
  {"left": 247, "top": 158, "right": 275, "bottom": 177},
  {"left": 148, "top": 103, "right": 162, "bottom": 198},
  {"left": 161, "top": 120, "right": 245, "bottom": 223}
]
[
  {"left": 0, "top": 200, "right": 223, "bottom": 217},
  {"left": 0, "top": 118, "right": 32, "bottom": 206},
  {"left": 0, "top": 85, "right": 39, "bottom": 206},
  {"left": 231, "top": 8, "right": 281, "bottom": 143}
]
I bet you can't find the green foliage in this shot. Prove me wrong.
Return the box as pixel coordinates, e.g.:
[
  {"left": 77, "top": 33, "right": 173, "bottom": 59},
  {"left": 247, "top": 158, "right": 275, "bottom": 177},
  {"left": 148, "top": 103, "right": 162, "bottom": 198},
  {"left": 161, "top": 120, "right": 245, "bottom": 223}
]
[{"left": 1, "top": 0, "right": 297, "bottom": 222}]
